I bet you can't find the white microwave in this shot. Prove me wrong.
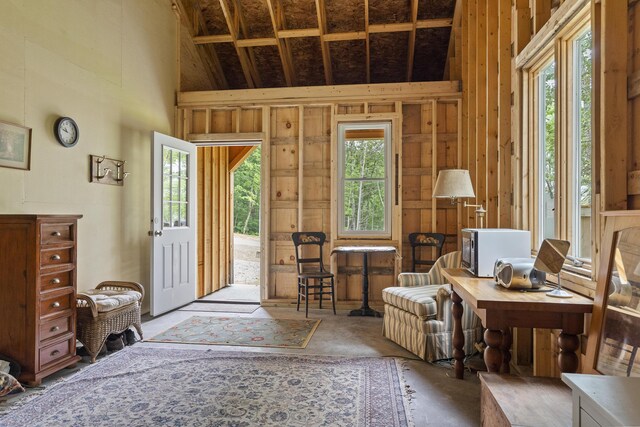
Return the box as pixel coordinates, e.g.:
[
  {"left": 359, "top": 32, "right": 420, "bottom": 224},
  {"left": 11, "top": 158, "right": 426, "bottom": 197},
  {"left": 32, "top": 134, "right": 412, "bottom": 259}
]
[{"left": 461, "top": 228, "right": 531, "bottom": 277}]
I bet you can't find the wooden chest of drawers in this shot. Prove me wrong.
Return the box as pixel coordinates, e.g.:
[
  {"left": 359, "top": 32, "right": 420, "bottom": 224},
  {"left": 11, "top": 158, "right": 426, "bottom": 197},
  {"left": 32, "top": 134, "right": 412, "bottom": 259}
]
[{"left": 0, "top": 214, "right": 82, "bottom": 385}]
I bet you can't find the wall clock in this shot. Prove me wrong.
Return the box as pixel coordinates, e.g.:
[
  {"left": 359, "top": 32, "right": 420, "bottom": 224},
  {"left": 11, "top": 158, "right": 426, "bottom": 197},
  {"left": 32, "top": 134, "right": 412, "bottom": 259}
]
[{"left": 54, "top": 117, "right": 79, "bottom": 148}]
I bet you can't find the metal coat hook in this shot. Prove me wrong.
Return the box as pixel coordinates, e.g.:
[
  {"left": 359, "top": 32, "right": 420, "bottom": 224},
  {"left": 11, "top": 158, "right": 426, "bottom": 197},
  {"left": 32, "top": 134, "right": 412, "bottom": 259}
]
[{"left": 90, "top": 155, "right": 129, "bottom": 186}]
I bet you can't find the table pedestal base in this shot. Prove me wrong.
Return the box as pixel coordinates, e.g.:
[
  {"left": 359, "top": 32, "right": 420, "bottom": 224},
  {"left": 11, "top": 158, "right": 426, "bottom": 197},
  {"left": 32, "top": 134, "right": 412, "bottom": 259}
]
[{"left": 349, "top": 307, "right": 382, "bottom": 317}]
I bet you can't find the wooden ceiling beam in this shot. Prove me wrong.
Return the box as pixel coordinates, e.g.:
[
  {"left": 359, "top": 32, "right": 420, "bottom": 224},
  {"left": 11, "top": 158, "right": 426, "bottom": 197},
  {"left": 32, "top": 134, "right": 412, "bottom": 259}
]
[
  {"left": 236, "top": 37, "right": 278, "bottom": 47},
  {"left": 415, "top": 18, "right": 454, "bottom": 29},
  {"left": 365, "top": 0, "right": 371, "bottom": 83},
  {"left": 279, "top": 28, "right": 321, "bottom": 38},
  {"left": 323, "top": 31, "right": 367, "bottom": 42},
  {"left": 218, "top": 0, "right": 257, "bottom": 88},
  {"left": 315, "top": 0, "right": 333, "bottom": 85},
  {"left": 406, "top": 0, "right": 419, "bottom": 82},
  {"left": 193, "top": 34, "right": 234, "bottom": 44},
  {"left": 266, "top": 0, "right": 296, "bottom": 86},
  {"left": 369, "top": 22, "right": 414, "bottom": 33},
  {"left": 174, "top": 0, "right": 228, "bottom": 89},
  {"left": 191, "top": 18, "right": 454, "bottom": 46}
]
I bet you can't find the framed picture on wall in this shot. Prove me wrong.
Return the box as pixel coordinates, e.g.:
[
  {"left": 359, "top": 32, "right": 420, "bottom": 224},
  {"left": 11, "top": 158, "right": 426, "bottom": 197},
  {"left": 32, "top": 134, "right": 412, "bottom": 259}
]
[{"left": 0, "top": 120, "right": 31, "bottom": 170}]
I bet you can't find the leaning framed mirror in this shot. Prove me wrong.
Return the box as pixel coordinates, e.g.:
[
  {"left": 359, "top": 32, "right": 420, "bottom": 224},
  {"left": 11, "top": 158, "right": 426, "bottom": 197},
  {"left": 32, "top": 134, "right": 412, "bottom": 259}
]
[{"left": 585, "top": 211, "right": 640, "bottom": 375}]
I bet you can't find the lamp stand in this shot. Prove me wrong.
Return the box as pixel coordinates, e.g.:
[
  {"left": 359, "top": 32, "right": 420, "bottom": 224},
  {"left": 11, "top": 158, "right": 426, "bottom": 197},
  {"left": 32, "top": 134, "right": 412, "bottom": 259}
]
[
  {"left": 547, "top": 272, "right": 573, "bottom": 298},
  {"left": 464, "top": 202, "right": 486, "bottom": 228}
]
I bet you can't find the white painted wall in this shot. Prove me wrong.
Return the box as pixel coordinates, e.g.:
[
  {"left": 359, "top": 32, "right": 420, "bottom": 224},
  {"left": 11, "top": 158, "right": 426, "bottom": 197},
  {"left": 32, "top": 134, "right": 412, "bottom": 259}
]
[{"left": 0, "top": 0, "right": 178, "bottom": 312}]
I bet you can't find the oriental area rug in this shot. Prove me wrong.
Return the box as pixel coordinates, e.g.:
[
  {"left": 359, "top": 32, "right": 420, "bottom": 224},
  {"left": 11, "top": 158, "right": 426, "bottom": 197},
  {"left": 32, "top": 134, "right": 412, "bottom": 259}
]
[
  {"left": 0, "top": 347, "right": 413, "bottom": 427},
  {"left": 146, "top": 316, "right": 321, "bottom": 349}
]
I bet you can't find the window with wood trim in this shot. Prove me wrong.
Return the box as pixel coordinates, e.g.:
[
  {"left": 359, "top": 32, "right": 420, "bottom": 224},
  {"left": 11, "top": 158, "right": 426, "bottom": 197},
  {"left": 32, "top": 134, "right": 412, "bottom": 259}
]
[
  {"left": 525, "top": 12, "right": 594, "bottom": 268},
  {"left": 337, "top": 122, "right": 392, "bottom": 238}
]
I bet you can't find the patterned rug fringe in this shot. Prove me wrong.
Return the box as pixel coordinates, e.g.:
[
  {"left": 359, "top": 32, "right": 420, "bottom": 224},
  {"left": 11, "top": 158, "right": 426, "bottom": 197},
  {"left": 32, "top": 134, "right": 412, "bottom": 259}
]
[{"left": 396, "top": 358, "right": 417, "bottom": 427}]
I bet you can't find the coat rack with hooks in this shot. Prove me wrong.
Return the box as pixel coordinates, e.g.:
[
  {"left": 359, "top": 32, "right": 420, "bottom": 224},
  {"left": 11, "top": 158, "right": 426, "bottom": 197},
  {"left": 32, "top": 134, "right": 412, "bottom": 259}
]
[{"left": 90, "top": 155, "right": 130, "bottom": 186}]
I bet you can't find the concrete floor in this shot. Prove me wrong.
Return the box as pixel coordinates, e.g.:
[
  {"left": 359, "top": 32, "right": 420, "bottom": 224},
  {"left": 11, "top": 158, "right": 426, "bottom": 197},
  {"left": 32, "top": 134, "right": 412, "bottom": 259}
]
[
  {"left": 200, "top": 283, "right": 260, "bottom": 303},
  {"left": 2, "top": 306, "right": 482, "bottom": 426}
]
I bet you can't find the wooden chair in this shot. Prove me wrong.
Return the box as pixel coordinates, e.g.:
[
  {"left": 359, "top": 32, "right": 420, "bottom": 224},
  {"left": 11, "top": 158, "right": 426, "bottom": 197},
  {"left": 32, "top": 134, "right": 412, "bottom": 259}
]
[
  {"left": 409, "top": 232, "right": 445, "bottom": 272},
  {"left": 291, "top": 232, "right": 336, "bottom": 318}
]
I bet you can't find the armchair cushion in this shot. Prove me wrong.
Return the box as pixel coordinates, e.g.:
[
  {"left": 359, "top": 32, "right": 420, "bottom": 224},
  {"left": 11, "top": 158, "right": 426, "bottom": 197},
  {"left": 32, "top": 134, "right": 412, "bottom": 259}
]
[{"left": 382, "top": 285, "right": 440, "bottom": 320}]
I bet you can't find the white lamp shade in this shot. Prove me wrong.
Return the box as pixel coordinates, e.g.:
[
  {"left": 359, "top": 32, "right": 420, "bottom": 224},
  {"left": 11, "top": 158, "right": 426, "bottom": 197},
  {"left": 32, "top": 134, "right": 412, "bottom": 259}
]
[{"left": 432, "top": 169, "right": 476, "bottom": 199}]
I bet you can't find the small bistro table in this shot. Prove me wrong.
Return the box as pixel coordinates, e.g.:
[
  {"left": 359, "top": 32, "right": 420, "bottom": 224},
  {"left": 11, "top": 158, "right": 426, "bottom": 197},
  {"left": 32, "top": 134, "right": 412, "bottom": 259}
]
[{"left": 331, "top": 245, "right": 398, "bottom": 317}]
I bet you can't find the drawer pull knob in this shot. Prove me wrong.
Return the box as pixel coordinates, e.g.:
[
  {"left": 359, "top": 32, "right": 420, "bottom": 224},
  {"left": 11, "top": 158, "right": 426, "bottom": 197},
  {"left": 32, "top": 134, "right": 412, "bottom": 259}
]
[
  {"left": 51, "top": 254, "right": 61, "bottom": 261},
  {"left": 51, "top": 231, "right": 61, "bottom": 237},
  {"left": 50, "top": 326, "right": 60, "bottom": 332},
  {"left": 51, "top": 350, "right": 60, "bottom": 356},
  {"left": 51, "top": 301, "right": 60, "bottom": 308},
  {"left": 51, "top": 278, "right": 61, "bottom": 284}
]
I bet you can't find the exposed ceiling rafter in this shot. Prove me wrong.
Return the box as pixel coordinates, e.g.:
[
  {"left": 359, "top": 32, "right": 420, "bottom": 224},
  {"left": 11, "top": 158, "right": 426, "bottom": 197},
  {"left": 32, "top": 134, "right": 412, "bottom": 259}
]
[
  {"left": 365, "top": 0, "right": 371, "bottom": 83},
  {"left": 315, "top": 0, "right": 333, "bottom": 85},
  {"left": 174, "top": 0, "right": 227, "bottom": 89},
  {"left": 407, "top": 0, "right": 419, "bottom": 81},
  {"left": 218, "top": 0, "right": 258, "bottom": 88},
  {"left": 266, "top": 0, "right": 296, "bottom": 86}
]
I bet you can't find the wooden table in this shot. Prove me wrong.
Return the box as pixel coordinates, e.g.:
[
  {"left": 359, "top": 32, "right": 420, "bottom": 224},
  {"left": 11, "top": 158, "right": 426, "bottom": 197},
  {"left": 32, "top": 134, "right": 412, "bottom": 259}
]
[
  {"left": 442, "top": 268, "right": 593, "bottom": 379},
  {"left": 331, "top": 246, "right": 397, "bottom": 317}
]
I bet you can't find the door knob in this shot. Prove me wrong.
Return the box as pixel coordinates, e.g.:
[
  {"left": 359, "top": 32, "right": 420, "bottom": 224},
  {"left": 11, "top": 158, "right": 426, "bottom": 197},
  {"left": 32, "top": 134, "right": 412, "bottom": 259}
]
[{"left": 154, "top": 230, "right": 163, "bottom": 237}]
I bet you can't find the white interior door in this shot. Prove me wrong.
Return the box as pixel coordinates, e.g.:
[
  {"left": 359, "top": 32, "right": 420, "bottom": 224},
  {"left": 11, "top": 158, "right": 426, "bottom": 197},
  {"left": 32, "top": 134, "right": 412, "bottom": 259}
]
[{"left": 150, "top": 131, "right": 197, "bottom": 316}]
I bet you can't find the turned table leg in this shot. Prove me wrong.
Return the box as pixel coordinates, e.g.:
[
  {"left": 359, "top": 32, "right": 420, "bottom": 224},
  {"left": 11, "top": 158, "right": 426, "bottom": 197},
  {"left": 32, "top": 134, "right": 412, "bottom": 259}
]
[
  {"left": 501, "top": 328, "right": 512, "bottom": 374},
  {"left": 558, "top": 332, "right": 580, "bottom": 373},
  {"left": 452, "top": 291, "right": 465, "bottom": 379},
  {"left": 484, "top": 329, "right": 504, "bottom": 373}
]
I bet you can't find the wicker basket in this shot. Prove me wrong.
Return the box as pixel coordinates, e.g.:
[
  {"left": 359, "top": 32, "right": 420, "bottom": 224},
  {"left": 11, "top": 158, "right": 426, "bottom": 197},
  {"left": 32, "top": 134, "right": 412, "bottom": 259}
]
[{"left": 76, "top": 281, "right": 144, "bottom": 363}]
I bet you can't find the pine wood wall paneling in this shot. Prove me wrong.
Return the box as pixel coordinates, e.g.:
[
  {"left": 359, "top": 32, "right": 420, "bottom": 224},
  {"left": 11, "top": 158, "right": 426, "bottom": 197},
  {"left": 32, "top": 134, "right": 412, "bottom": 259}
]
[
  {"left": 270, "top": 107, "right": 300, "bottom": 299},
  {"left": 512, "top": 0, "right": 531, "bottom": 231},
  {"left": 179, "top": 89, "right": 461, "bottom": 306},
  {"left": 631, "top": 3, "right": 640, "bottom": 209},
  {"left": 533, "top": 0, "right": 552, "bottom": 34},
  {"left": 465, "top": 0, "right": 478, "bottom": 229},
  {"left": 498, "top": 0, "right": 512, "bottom": 228},
  {"left": 475, "top": 0, "right": 488, "bottom": 229},
  {"left": 600, "top": 0, "right": 628, "bottom": 211},
  {"left": 431, "top": 100, "right": 439, "bottom": 257},
  {"left": 261, "top": 106, "right": 271, "bottom": 300},
  {"left": 461, "top": 1, "right": 470, "bottom": 232},
  {"left": 486, "top": 0, "right": 500, "bottom": 229}
]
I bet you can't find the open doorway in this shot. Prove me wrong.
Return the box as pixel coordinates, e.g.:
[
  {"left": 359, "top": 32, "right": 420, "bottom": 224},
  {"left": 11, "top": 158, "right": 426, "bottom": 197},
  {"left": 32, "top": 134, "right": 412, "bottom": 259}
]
[{"left": 199, "top": 145, "right": 261, "bottom": 304}]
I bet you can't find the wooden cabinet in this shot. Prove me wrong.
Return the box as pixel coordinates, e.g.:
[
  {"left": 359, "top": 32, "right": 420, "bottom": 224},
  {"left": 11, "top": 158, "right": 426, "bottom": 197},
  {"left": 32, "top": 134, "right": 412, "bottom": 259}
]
[
  {"left": 0, "top": 214, "right": 82, "bottom": 385},
  {"left": 562, "top": 374, "right": 640, "bottom": 427}
]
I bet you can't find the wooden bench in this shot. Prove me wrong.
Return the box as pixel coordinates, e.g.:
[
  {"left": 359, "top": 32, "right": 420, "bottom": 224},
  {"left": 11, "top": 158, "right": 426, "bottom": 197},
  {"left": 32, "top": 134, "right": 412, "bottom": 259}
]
[{"left": 480, "top": 373, "right": 572, "bottom": 427}]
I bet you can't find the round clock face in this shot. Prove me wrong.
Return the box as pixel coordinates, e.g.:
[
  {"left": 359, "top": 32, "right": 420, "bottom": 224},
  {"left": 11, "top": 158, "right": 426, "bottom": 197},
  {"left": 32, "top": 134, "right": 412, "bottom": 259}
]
[{"left": 54, "top": 117, "right": 79, "bottom": 148}]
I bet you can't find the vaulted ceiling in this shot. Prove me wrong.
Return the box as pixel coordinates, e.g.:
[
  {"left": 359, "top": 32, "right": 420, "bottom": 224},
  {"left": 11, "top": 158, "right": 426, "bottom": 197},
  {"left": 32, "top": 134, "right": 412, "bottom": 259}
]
[{"left": 177, "top": 0, "right": 457, "bottom": 91}]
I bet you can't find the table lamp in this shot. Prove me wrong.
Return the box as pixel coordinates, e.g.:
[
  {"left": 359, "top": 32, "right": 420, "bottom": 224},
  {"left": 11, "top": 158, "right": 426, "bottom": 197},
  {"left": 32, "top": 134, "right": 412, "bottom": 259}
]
[{"left": 432, "top": 169, "right": 486, "bottom": 228}]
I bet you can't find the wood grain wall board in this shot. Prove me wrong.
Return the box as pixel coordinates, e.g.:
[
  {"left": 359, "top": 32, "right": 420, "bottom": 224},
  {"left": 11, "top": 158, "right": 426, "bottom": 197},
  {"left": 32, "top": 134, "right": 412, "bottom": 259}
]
[
  {"left": 337, "top": 104, "right": 365, "bottom": 114},
  {"left": 239, "top": 108, "right": 262, "bottom": 132},
  {"left": 369, "top": 103, "right": 396, "bottom": 113},
  {"left": 192, "top": 109, "right": 208, "bottom": 133},
  {"left": 271, "top": 176, "right": 298, "bottom": 201},
  {"left": 271, "top": 144, "right": 299, "bottom": 170},
  {"left": 210, "top": 109, "right": 236, "bottom": 132}
]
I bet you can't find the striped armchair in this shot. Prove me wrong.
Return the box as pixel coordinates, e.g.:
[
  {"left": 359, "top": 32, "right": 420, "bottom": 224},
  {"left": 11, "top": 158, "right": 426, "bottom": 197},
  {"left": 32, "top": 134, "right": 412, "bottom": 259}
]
[{"left": 382, "top": 251, "right": 483, "bottom": 361}]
